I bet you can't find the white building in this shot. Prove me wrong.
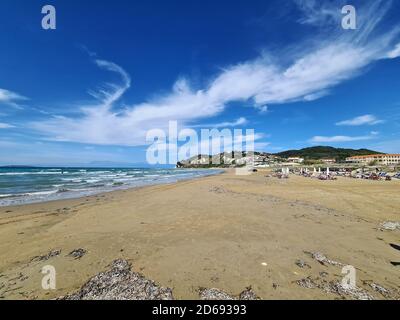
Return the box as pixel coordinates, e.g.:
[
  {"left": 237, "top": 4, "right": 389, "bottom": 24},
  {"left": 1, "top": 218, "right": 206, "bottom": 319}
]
[
  {"left": 287, "top": 157, "right": 304, "bottom": 163},
  {"left": 321, "top": 158, "right": 336, "bottom": 164},
  {"left": 346, "top": 154, "right": 400, "bottom": 165}
]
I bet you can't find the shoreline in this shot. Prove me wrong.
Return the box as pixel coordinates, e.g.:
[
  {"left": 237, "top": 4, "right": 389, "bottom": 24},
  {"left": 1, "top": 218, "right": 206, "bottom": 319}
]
[
  {"left": 0, "top": 168, "right": 225, "bottom": 208},
  {"left": 2, "top": 169, "right": 227, "bottom": 212},
  {"left": 0, "top": 170, "right": 399, "bottom": 300}
]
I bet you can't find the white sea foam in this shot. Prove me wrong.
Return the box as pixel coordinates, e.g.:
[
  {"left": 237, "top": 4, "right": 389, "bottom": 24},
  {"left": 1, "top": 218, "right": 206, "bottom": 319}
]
[{"left": 0, "top": 168, "right": 223, "bottom": 206}]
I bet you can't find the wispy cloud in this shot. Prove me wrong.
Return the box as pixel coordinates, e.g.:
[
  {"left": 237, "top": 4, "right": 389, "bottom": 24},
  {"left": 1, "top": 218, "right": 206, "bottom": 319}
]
[
  {"left": 0, "top": 88, "right": 28, "bottom": 109},
  {"left": 87, "top": 59, "right": 131, "bottom": 110},
  {"left": 192, "top": 117, "right": 248, "bottom": 128},
  {"left": 295, "top": 0, "right": 340, "bottom": 26},
  {"left": 387, "top": 43, "right": 400, "bottom": 58},
  {"left": 32, "top": 59, "right": 132, "bottom": 144},
  {"left": 336, "top": 114, "right": 384, "bottom": 126},
  {"left": 0, "top": 122, "right": 15, "bottom": 129},
  {"left": 213, "top": 117, "right": 249, "bottom": 127},
  {"left": 309, "top": 134, "right": 375, "bottom": 143},
  {"left": 32, "top": 0, "right": 400, "bottom": 146}
]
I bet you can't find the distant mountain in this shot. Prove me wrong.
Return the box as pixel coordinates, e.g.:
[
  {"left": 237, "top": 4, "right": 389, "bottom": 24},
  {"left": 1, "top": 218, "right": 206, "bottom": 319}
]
[
  {"left": 0, "top": 165, "right": 38, "bottom": 169},
  {"left": 87, "top": 161, "right": 174, "bottom": 169},
  {"left": 0, "top": 163, "right": 174, "bottom": 169},
  {"left": 87, "top": 161, "right": 143, "bottom": 168},
  {"left": 275, "top": 146, "right": 382, "bottom": 161}
]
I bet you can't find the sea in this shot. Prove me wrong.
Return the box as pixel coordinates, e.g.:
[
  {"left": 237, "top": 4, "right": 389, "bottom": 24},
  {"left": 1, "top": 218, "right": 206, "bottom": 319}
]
[{"left": 0, "top": 167, "right": 222, "bottom": 206}]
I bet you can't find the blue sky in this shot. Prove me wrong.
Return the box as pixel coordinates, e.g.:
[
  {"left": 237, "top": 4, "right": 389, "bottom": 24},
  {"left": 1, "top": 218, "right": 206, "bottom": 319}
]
[{"left": 1, "top": 0, "right": 400, "bottom": 166}]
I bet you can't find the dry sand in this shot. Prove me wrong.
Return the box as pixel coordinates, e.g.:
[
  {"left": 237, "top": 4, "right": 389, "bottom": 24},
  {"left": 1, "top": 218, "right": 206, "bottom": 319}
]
[{"left": 0, "top": 169, "right": 399, "bottom": 300}]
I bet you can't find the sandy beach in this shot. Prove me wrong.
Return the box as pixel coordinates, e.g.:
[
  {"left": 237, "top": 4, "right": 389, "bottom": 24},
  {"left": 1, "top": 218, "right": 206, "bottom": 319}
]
[{"left": 0, "top": 169, "right": 399, "bottom": 300}]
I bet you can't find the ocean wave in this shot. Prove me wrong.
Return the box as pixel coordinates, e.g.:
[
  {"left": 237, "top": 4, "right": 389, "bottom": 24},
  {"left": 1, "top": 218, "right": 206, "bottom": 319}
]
[
  {"left": 0, "top": 189, "right": 59, "bottom": 199},
  {"left": 25, "top": 190, "right": 59, "bottom": 196},
  {"left": 0, "top": 193, "right": 21, "bottom": 199},
  {"left": 0, "top": 168, "right": 224, "bottom": 206},
  {"left": 0, "top": 171, "right": 62, "bottom": 176}
]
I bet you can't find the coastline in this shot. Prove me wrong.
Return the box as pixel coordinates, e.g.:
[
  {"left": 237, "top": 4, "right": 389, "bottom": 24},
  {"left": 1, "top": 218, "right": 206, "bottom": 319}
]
[
  {"left": 0, "top": 169, "right": 399, "bottom": 300},
  {"left": 0, "top": 168, "right": 225, "bottom": 207}
]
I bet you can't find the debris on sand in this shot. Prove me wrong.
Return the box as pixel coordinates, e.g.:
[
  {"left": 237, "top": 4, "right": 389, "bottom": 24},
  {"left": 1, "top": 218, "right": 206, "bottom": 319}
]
[
  {"left": 67, "top": 248, "right": 87, "bottom": 260},
  {"left": 296, "top": 277, "right": 317, "bottom": 289},
  {"left": 31, "top": 249, "right": 61, "bottom": 262},
  {"left": 379, "top": 221, "right": 400, "bottom": 231},
  {"left": 306, "top": 251, "right": 343, "bottom": 266},
  {"left": 327, "top": 282, "right": 374, "bottom": 300},
  {"left": 367, "top": 282, "right": 390, "bottom": 297},
  {"left": 296, "top": 276, "right": 374, "bottom": 300},
  {"left": 199, "top": 287, "right": 259, "bottom": 300},
  {"left": 60, "top": 259, "right": 173, "bottom": 300},
  {"left": 209, "top": 186, "right": 228, "bottom": 194},
  {"left": 9, "top": 272, "right": 29, "bottom": 282},
  {"left": 295, "top": 259, "right": 311, "bottom": 269},
  {"left": 199, "top": 288, "right": 235, "bottom": 300},
  {"left": 239, "top": 288, "right": 259, "bottom": 300}
]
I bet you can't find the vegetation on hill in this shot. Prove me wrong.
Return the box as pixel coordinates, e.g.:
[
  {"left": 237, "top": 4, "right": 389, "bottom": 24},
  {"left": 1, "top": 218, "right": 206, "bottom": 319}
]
[{"left": 275, "top": 146, "right": 382, "bottom": 161}]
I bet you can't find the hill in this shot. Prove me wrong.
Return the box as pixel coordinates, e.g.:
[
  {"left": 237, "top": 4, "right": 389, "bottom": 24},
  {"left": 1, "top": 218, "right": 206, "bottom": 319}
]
[{"left": 275, "top": 146, "right": 382, "bottom": 161}]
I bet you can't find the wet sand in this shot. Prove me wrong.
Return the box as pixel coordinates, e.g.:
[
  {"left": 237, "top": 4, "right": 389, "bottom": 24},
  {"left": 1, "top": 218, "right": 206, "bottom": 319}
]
[{"left": 0, "top": 169, "right": 399, "bottom": 300}]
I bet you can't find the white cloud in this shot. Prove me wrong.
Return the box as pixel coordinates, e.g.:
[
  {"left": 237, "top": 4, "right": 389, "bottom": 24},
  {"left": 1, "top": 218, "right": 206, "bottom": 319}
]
[
  {"left": 0, "top": 122, "right": 15, "bottom": 129},
  {"left": 309, "top": 135, "right": 375, "bottom": 143},
  {"left": 88, "top": 59, "right": 131, "bottom": 108},
  {"left": 387, "top": 43, "right": 400, "bottom": 58},
  {"left": 336, "top": 114, "right": 384, "bottom": 126},
  {"left": 295, "top": 0, "right": 340, "bottom": 27},
  {"left": 215, "top": 117, "right": 248, "bottom": 127},
  {"left": 192, "top": 117, "right": 248, "bottom": 128},
  {"left": 255, "top": 105, "right": 268, "bottom": 113},
  {"left": 31, "top": 0, "right": 400, "bottom": 147},
  {"left": 0, "top": 88, "right": 28, "bottom": 109}
]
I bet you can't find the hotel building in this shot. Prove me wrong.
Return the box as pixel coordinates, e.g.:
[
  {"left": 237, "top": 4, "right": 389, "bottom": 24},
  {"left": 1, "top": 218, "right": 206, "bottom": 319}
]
[{"left": 346, "top": 154, "right": 400, "bottom": 165}]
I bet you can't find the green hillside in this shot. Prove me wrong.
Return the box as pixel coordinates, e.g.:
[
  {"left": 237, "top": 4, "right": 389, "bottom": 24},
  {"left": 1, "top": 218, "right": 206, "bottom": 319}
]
[{"left": 275, "top": 146, "right": 382, "bottom": 161}]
